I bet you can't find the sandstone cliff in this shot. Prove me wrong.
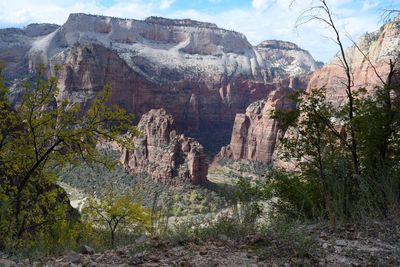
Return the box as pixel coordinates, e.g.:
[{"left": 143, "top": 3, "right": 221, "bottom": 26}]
[
  {"left": 0, "top": 23, "right": 59, "bottom": 81},
  {"left": 308, "top": 17, "right": 400, "bottom": 102},
  {"left": 0, "top": 13, "right": 320, "bottom": 153},
  {"left": 121, "top": 109, "right": 208, "bottom": 185},
  {"left": 218, "top": 87, "right": 295, "bottom": 163}
]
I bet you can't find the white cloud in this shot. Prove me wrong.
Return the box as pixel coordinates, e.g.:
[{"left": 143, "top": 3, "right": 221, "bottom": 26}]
[
  {"left": 0, "top": 0, "right": 157, "bottom": 26},
  {"left": 252, "top": 0, "right": 270, "bottom": 11},
  {"left": 160, "top": 0, "right": 175, "bottom": 10},
  {"left": 361, "top": 0, "right": 380, "bottom": 12}
]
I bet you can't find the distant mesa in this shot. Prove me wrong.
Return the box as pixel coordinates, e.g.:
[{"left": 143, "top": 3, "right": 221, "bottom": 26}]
[{"left": 257, "top": 40, "right": 302, "bottom": 50}]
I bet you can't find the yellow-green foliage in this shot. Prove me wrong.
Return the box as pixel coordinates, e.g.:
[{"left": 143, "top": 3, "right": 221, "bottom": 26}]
[
  {"left": 170, "top": 188, "right": 227, "bottom": 216},
  {"left": 0, "top": 63, "right": 139, "bottom": 253},
  {"left": 82, "top": 191, "right": 150, "bottom": 247}
]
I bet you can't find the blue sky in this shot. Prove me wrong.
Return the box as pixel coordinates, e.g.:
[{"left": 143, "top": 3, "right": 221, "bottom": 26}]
[{"left": 0, "top": 0, "right": 399, "bottom": 62}]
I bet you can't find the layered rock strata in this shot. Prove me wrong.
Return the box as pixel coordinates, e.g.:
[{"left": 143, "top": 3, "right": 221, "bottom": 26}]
[
  {"left": 218, "top": 87, "right": 295, "bottom": 163},
  {"left": 308, "top": 17, "right": 400, "bottom": 101},
  {"left": 0, "top": 13, "right": 320, "bottom": 152}
]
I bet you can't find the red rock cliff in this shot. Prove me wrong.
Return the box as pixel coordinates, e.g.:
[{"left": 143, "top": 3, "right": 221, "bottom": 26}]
[
  {"left": 308, "top": 17, "right": 400, "bottom": 100},
  {"left": 121, "top": 109, "right": 208, "bottom": 185},
  {"left": 218, "top": 87, "right": 295, "bottom": 164}
]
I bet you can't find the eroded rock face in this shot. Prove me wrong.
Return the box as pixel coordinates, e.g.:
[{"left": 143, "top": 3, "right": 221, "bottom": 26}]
[
  {"left": 1, "top": 13, "right": 320, "bottom": 153},
  {"left": 121, "top": 109, "right": 208, "bottom": 185},
  {"left": 256, "top": 40, "right": 323, "bottom": 78},
  {"left": 217, "top": 87, "right": 295, "bottom": 163},
  {"left": 0, "top": 23, "right": 59, "bottom": 81},
  {"left": 308, "top": 17, "right": 400, "bottom": 102}
]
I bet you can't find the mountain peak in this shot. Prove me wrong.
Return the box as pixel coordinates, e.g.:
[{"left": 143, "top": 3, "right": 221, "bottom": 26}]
[{"left": 257, "top": 40, "right": 301, "bottom": 51}]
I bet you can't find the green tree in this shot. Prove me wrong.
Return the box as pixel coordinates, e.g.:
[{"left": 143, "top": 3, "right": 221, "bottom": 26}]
[
  {"left": 82, "top": 191, "right": 150, "bottom": 247},
  {"left": 353, "top": 59, "right": 400, "bottom": 216},
  {"left": 0, "top": 64, "right": 139, "bottom": 251},
  {"left": 275, "top": 73, "right": 400, "bottom": 222},
  {"left": 296, "top": 0, "right": 361, "bottom": 179},
  {"left": 275, "top": 88, "right": 355, "bottom": 222},
  {"left": 279, "top": 0, "right": 400, "bottom": 222}
]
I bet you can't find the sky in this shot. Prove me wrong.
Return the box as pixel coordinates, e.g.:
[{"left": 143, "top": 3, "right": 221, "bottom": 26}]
[{"left": 0, "top": 0, "right": 399, "bottom": 62}]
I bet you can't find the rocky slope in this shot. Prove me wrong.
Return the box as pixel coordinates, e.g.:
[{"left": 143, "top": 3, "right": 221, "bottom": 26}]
[
  {"left": 121, "top": 109, "right": 208, "bottom": 185},
  {"left": 0, "top": 13, "right": 320, "bottom": 152},
  {"left": 218, "top": 17, "right": 400, "bottom": 165},
  {"left": 5, "top": 221, "right": 399, "bottom": 266}
]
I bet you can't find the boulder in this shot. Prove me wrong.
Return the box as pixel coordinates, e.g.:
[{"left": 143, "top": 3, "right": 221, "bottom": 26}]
[{"left": 79, "top": 245, "right": 95, "bottom": 255}]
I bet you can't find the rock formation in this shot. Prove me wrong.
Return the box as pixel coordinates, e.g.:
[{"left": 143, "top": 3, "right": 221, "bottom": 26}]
[
  {"left": 308, "top": 17, "right": 400, "bottom": 102},
  {"left": 0, "top": 23, "right": 59, "bottom": 82},
  {"left": 0, "top": 13, "right": 320, "bottom": 153},
  {"left": 256, "top": 40, "right": 323, "bottom": 78},
  {"left": 121, "top": 109, "right": 208, "bottom": 185},
  {"left": 217, "top": 87, "right": 295, "bottom": 163}
]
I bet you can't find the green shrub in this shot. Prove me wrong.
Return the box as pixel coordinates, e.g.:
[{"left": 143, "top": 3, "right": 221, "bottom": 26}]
[
  {"left": 165, "top": 212, "right": 257, "bottom": 245},
  {"left": 265, "top": 170, "right": 324, "bottom": 220}
]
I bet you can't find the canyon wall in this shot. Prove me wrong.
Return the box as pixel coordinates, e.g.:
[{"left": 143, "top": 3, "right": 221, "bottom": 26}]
[
  {"left": 217, "top": 87, "right": 295, "bottom": 163},
  {"left": 0, "top": 13, "right": 320, "bottom": 153},
  {"left": 308, "top": 17, "right": 400, "bottom": 102}
]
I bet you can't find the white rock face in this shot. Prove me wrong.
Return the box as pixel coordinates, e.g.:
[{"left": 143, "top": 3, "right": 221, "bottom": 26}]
[
  {"left": 256, "top": 40, "right": 322, "bottom": 78},
  {"left": 0, "top": 23, "right": 59, "bottom": 78},
  {"left": 24, "top": 13, "right": 319, "bottom": 85}
]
